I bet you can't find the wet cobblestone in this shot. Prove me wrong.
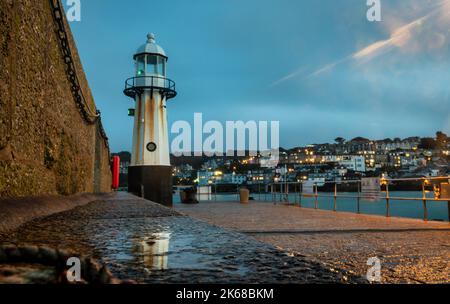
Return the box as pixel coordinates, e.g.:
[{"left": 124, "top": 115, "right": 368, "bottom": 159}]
[
  {"left": 0, "top": 193, "right": 364, "bottom": 283},
  {"left": 256, "top": 231, "right": 450, "bottom": 284},
  {"left": 176, "top": 201, "right": 450, "bottom": 284}
]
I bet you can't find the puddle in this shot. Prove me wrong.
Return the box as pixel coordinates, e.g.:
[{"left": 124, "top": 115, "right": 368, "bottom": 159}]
[
  {"left": 89, "top": 217, "right": 250, "bottom": 277},
  {"left": 139, "top": 232, "right": 170, "bottom": 270}
]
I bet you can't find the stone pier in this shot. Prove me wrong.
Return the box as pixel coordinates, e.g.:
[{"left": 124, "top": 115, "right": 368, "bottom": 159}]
[
  {"left": 176, "top": 201, "right": 450, "bottom": 283},
  {"left": 0, "top": 193, "right": 365, "bottom": 284}
]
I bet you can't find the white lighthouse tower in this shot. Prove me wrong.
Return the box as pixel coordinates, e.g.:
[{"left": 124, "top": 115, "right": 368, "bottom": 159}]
[{"left": 124, "top": 33, "right": 177, "bottom": 206}]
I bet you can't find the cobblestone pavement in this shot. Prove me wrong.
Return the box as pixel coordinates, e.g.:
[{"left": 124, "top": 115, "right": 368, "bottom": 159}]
[
  {"left": 176, "top": 202, "right": 450, "bottom": 284},
  {"left": 0, "top": 264, "right": 57, "bottom": 284},
  {"left": 0, "top": 193, "right": 364, "bottom": 284}
]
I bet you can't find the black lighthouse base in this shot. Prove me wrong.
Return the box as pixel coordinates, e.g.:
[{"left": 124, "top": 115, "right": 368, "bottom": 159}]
[{"left": 128, "top": 165, "right": 173, "bottom": 207}]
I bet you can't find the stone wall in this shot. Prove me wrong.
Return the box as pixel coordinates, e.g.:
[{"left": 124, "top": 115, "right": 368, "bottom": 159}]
[{"left": 0, "top": 0, "right": 111, "bottom": 197}]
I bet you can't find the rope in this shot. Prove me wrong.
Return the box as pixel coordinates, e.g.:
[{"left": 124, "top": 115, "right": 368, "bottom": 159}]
[
  {"left": 49, "top": 0, "right": 109, "bottom": 152},
  {"left": 0, "top": 244, "right": 133, "bottom": 284}
]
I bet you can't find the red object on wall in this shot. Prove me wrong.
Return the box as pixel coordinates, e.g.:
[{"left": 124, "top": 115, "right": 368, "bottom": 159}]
[{"left": 111, "top": 156, "right": 120, "bottom": 190}]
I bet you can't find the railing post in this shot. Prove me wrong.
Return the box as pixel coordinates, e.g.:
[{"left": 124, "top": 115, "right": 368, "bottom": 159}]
[
  {"left": 279, "top": 183, "right": 282, "bottom": 203},
  {"left": 299, "top": 182, "right": 302, "bottom": 208},
  {"left": 140, "top": 184, "right": 145, "bottom": 198},
  {"left": 274, "top": 183, "right": 277, "bottom": 202},
  {"left": 357, "top": 181, "right": 361, "bottom": 214},
  {"left": 385, "top": 182, "right": 390, "bottom": 218},
  {"left": 422, "top": 180, "right": 427, "bottom": 221},
  {"left": 271, "top": 184, "right": 274, "bottom": 202},
  {"left": 276, "top": 183, "right": 279, "bottom": 202},
  {"left": 214, "top": 184, "right": 217, "bottom": 202},
  {"left": 277, "top": 183, "right": 279, "bottom": 203},
  {"left": 286, "top": 182, "right": 290, "bottom": 204},
  {"left": 448, "top": 201, "right": 450, "bottom": 222},
  {"left": 258, "top": 183, "right": 261, "bottom": 201},
  {"left": 314, "top": 183, "right": 318, "bottom": 209},
  {"left": 333, "top": 182, "right": 337, "bottom": 212},
  {"left": 236, "top": 184, "right": 239, "bottom": 201},
  {"left": 264, "top": 183, "right": 267, "bottom": 202}
]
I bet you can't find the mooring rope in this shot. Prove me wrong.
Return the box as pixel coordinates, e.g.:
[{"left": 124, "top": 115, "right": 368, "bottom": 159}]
[{"left": 0, "top": 244, "right": 134, "bottom": 284}]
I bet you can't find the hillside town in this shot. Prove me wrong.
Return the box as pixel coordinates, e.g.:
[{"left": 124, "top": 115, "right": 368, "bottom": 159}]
[{"left": 113, "top": 132, "right": 450, "bottom": 187}]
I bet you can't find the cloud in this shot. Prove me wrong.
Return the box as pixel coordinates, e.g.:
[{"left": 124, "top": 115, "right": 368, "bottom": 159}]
[
  {"left": 270, "top": 67, "right": 304, "bottom": 87},
  {"left": 352, "top": 16, "right": 428, "bottom": 61},
  {"left": 306, "top": 57, "right": 349, "bottom": 79},
  {"left": 312, "top": 11, "right": 434, "bottom": 76},
  {"left": 272, "top": 0, "right": 450, "bottom": 84}
]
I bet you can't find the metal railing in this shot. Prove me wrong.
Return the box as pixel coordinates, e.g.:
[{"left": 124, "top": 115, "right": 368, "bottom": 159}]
[
  {"left": 173, "top": 177, "right": 450, "bottom": 221},
  {"left": 124, "top": 76, "right": 177, "bottom": 99},
  {"left": 268, "top": 176, "right": 450, "bottom": 221},
  {"left": 174, "top": 184, "right": 241, "bottom": 202}
]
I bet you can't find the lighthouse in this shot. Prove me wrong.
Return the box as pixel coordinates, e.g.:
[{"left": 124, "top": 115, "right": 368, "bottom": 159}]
[{"left": 124, "top": 33, "right": 177, "bottom": 206}]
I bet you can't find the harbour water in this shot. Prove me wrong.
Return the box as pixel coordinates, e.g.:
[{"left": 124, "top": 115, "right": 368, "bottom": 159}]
[{"left": 174, "top": 191, "right": 449, "bottom": 222}]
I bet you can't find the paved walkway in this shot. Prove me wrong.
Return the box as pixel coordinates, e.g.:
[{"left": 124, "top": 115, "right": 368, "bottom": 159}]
[
  {"left": 0, "top": 193, "right": 363, "bottom": 284},
  {"left": 176, "top": 202, "right": 450, "bottom": 283}
]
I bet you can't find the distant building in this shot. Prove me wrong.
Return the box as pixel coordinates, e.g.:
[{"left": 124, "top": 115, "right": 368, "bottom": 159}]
[
  {"left": 246, "top": 169, "right": 273, "bottom": 184},
  {"left": 201, "top": 159, "right": 220, "bottom": 171},
  {"left": 307, "top": 176, "right": 326, "bottom": 186},
  {"left": 347, "top": 137, "right": 375, "bottom": 153},
  {"left": 173, "top": 164, "right": 194, "bottom": 180},
  {"left": 197, "top": 171, "right": 214, "bottom": 186},
  {"left": 323, "top": 155, "right": 366, "bottom": 172},
  {"left": 375, "top": 137, "right": 420, "bottom": 152},
  {"left": 339, "top": 156, "right": 366, "bottom": 172},
  {"left": 375, "top": 154, "right": 389, "bottom": 168},
  {"left": 220, "top": 173, "right": 247, "bottom": 185}
]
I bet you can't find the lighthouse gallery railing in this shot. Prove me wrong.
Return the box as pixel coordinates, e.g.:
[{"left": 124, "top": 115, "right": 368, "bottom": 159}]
[{"left": 124, "top": 76, "right": 177, "bottom": 99}]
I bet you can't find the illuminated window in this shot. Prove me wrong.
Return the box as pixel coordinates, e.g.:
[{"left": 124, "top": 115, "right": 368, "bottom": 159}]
[{"left": 136, "top": 55, "right": 145, "bottom": 76}]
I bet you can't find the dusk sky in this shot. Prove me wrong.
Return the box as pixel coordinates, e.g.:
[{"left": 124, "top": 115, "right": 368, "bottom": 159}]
[{"left": 65, "top": 0, "right": 450, "bottom": 153}]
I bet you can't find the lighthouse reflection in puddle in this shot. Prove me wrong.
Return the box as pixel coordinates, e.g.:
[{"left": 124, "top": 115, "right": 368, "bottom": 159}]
[{"left": 140, "top": 232, "right": 171, "bottom": 270}]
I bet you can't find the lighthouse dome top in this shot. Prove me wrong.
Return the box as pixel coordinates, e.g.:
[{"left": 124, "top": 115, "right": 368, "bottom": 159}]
[{"left": 134, "top": 33, "right": 167, "bottom": 59}]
